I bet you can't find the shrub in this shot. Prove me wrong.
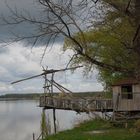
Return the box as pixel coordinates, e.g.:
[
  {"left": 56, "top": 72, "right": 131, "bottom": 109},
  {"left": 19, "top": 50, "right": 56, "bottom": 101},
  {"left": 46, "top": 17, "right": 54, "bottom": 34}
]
[{"left": 134, "top": 119, "right": 140, "bottom": 132}]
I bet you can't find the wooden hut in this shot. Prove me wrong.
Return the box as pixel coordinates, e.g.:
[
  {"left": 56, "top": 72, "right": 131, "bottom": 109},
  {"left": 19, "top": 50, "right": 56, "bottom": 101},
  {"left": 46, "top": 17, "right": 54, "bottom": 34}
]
[{"left": 112, "top": 78, "right": 140, "bottom": 120}]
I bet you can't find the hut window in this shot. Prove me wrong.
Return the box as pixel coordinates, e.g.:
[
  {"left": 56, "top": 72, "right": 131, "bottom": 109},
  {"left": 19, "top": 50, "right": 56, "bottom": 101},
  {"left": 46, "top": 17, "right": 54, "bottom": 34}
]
[{"left": 121, "top": 85, "right": 133, "bottom": 99}]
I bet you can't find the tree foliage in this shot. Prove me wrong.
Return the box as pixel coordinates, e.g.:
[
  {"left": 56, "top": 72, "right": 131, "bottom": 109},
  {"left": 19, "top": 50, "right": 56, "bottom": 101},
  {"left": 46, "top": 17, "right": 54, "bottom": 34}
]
[{"left": 64, "top": 0, "right": 140, "bottom": 88}]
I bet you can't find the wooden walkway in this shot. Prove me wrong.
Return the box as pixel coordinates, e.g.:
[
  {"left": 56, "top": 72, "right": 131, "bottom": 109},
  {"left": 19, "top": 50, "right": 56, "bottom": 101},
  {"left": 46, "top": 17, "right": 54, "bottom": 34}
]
[{"left": 40, "top": 96, "right": 113, "bottom": 113}]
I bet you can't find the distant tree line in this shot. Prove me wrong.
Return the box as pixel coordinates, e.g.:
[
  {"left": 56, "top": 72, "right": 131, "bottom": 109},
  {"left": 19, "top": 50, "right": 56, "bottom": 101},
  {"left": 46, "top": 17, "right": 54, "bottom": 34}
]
[
  {"left": 0, "top": 93, "right": 42, "bottom": 100},
  {"left": 0, "top": 91, "right": 105, "bottom": 100}
]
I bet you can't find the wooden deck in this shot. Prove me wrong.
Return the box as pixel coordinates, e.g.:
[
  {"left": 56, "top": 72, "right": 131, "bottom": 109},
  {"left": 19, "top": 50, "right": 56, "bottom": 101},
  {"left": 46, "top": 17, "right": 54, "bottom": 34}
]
[{"left": 40, "top": 96, "right": 113, "bottom": 113}]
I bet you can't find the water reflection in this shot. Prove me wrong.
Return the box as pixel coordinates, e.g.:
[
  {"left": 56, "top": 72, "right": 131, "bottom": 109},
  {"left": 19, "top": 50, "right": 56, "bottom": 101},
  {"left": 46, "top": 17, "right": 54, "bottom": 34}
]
[
  {"left": 0, "top": 100, "right": 91, "bottom": 140},
  {"left": 45, "top": 109, "right": 91, "bottom": 133},
  {"left": 0, "top": 100, "right": 41, "bottom": 140}
]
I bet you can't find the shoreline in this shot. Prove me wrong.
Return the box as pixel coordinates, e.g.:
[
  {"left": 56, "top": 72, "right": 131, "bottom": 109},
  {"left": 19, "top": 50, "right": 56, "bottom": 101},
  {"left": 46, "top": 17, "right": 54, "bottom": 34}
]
[{"left": 45, "top": 119, "right": 140, "bottom": 140}]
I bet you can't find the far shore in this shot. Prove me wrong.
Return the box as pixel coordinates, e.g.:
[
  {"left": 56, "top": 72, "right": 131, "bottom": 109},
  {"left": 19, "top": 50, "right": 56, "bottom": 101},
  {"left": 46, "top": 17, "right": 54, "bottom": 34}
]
[{"left": 0, "top": 91, "right": 105, "bottom": 101}]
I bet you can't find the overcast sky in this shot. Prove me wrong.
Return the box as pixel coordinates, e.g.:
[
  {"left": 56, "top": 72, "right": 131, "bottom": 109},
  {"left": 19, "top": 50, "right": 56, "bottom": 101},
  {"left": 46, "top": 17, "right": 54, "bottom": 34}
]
[{"left": 0, "top": 0, "right": 103, "bottom": 95}]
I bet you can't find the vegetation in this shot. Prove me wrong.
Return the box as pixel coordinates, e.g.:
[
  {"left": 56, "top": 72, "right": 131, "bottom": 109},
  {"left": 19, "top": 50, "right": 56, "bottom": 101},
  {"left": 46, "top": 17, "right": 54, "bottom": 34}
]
[
  {"left": 41, "top": 109, "right": 51, "bottom": 138},
  {"left": 64, "top": 0, "right": 140, "bottom": 89},
  {"left": 44, "top": 119, "right": 140, "bottom": 140},
  {"left": 1, "top": 1, "right": 139, "bottom": 86},
  {"left": 134, "top": 119, "right": 140, "bottom": 132},
  {"left": 0, "top": 93, "right": 42, "bottom": 100}
]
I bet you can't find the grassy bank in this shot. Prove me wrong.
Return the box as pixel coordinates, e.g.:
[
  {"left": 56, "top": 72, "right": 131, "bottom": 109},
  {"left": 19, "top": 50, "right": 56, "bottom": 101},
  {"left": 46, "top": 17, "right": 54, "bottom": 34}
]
[{"left": 45, "top": 119, "right": 140, "bottom": 140}]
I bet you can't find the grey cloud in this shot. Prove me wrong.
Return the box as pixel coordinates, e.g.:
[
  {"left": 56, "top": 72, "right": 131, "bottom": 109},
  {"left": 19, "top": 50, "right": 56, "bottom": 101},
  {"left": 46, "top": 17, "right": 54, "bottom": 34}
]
[
  {"left": 0, "top": 0, "right": 65, "bottom": 46},
  {"left": 0, "top": 43, "right": 103, "bottom": 94},
  {"left": 0, "top": 44, "right": 42, "bottom": 92},
  {"left": 0, "top": 0, "right": 98, "bottom": 45},
  {"left": 0, "top": 0, "right": 38, "bottom": 16},
  {"left": 0, "top": 46, "right": 9, "bottom": 53},
  {"left": 0, "top": 0, "right": 47, "bottom": 44}
]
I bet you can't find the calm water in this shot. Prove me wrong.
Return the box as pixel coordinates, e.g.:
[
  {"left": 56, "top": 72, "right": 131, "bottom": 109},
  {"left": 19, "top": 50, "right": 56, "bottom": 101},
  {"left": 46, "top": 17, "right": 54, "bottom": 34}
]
[{"left": 0, "top": 100, "right": 91, "bottom": 140}]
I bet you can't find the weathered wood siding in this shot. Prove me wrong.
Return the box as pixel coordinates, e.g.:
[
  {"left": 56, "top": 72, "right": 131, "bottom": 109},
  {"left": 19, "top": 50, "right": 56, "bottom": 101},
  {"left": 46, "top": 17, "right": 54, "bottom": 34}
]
[
  {"left": 113, "top": 84, "right": 140, "bottom": 111},
  {"left": 133, "top": 84, "right": 140, "bottom": 92}
]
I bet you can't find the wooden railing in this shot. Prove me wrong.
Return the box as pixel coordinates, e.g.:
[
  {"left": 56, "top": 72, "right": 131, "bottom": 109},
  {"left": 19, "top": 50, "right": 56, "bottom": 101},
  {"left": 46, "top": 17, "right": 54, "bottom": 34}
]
[{"left": 40, "top": 96, "right": 113, "bottom": 112}]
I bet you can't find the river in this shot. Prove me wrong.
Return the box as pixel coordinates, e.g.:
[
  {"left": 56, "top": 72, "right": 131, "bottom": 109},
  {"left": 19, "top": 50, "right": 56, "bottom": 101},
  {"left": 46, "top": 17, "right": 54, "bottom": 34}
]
[{"left": 0, "top": 100, "right": 93, "bottom": 140}]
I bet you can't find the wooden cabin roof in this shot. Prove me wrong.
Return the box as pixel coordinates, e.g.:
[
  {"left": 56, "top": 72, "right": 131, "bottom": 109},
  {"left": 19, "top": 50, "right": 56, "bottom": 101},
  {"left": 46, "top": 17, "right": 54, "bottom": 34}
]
[{"left": 112, "top": 78, "right": 139, "bottom": 86}]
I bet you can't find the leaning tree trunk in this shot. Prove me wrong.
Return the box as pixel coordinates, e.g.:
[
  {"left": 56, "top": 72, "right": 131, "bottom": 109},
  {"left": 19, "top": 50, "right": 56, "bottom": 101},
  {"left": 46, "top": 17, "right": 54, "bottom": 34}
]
[
  {"left": 134, "top": 0, "right": 140, "bottom": 77},
  {"left": 134, "top": 0, "right": 140, "bottom": 51}
]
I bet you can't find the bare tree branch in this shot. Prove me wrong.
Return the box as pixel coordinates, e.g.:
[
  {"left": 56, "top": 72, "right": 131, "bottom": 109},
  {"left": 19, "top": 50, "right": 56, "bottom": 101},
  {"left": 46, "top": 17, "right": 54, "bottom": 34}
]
[
  {"left": 133, "top": 24, "right": 140, "bottom": 43},
  {"left": 125, "top": 0, "right": 132, "bottom": 13},
  {"left": 0, "top": 0, "right": 138, "bottom": 75}
]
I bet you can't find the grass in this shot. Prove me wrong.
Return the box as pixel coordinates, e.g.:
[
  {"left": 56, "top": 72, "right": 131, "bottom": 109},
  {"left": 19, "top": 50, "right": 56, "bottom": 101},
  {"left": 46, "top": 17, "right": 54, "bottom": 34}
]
[{"left": 44, "top": 119, "right": 140, "bottom": 140}]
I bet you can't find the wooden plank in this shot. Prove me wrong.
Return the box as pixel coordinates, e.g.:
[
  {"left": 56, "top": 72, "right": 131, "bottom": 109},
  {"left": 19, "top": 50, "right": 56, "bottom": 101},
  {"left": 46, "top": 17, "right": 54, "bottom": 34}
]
[{"left": 39, "top": 96, "right": 113, "bottom": 112}]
